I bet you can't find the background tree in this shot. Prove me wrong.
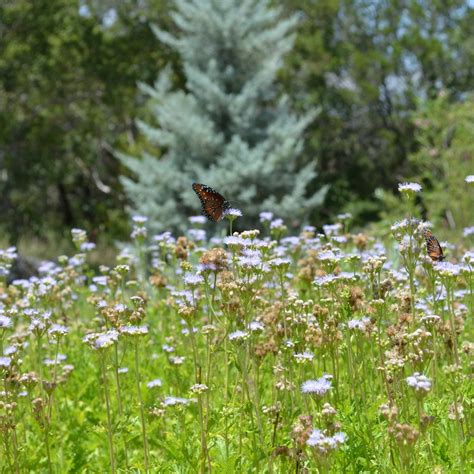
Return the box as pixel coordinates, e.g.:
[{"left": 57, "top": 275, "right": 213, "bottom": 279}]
[
  {"left": 1, "top": 0, "right": 473, "bottom": 248},
  {"left": 119, "top": 0, "right": 327, "bottom": 234},
  {"left": 0, "top": 0, "right": 176, "bottom": 244},
  {"left": 409, "top": 93, "right": 474, "bottom": 232},
  {"left": 280, "top": 0, "right": 474, "bottom": 223}
]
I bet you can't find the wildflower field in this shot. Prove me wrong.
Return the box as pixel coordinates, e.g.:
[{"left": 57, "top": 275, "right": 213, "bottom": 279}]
[{"left": 1, "top": 206, "right": 473, "bottom": 473}]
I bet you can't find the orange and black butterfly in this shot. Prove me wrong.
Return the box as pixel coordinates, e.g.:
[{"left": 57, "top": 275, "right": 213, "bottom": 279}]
[
  {"left": 423, "top": 230, "right": 445, "bottom": 262},
  {"left": 192, "top": 183, "right": 230, "bottom": 222}
]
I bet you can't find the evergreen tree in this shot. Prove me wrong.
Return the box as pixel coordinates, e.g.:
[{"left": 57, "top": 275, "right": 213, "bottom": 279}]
[{"left": 119, "top": 0, "right": 326, "bottom": 234}]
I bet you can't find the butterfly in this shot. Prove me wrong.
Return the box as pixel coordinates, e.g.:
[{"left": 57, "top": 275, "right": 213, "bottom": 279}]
[
  {"left": 423, "top": 230, "right": 445, "bottom": 262},
  {"left": 192, "top": 183, "right": 231, "bottom": 222}
]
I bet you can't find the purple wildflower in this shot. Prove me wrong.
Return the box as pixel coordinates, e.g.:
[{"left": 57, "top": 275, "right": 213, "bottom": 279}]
[
  {"left": 406, "top": 373, "right": 431, "bottom": 393},
  {"left": 188, "top": 229, "right": 206, "bottom": 242},
  {"left": 228, "top": 330, "right": 249, "bottom": 341},
  {"left": 225, "top": 208, "right": 242, "bottom": 218},
  {"left": 0, "top": 356, "right": 12, "bottom": 368},
  {"left": 398, "top": 182, "right": 422, "bottom": 193},
  {"left": 189, "top": 215, "right": 207, "bottom": 225},
  {"left": 147, "top": 378, "right": 163, "bottom": 389},
  {"left": 307, "top": 429, "right": 347, "bottom": 452},
  {"left": 0, "top": 315, "right": 12, "bottom": 328},
  {"left": 120, "top": 325, "right": 149, "bottom": 336},
  {"left": 48, "top": 324, "right": 69, "bottom": 338},
  {"left": 259, "top": 211, "right": 274, "bottom": 223},
  {"left": 184, "top": 273, "right": 204, "bottom": 287},
  {"left": 301, "top": 375, "right": 332, "bottom": 396}
]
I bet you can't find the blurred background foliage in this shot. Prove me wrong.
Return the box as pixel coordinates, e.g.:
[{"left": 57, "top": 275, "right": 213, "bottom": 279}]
[
  {"left": 0, "top": 0, "right": 473, "bottom": 252},
  {"left": 375, "top": 93, "right": 474, "bottom": 239}
]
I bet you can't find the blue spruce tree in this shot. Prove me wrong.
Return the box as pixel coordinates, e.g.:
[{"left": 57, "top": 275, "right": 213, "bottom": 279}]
[{"left": 119, "top": 0, "right": 326, "bottom": 233}]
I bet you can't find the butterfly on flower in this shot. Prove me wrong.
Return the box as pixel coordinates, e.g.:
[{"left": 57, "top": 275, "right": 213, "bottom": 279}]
[
  {"left": 192, "top": 183, "right": 231, "bottom": 222},
  {"left": 423, "top": 230, "right": 445, "bottom": 262}
]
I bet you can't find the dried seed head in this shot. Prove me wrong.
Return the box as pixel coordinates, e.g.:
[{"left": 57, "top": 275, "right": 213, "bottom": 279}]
[
  {"left": 353, "top": 233, "right": 369, "bottom": 251},
  {"left": 199, "top": 248, "right": 228, "bottom": 273},
  {"left": 292, "top": 415, "right": 313, "bottom": 447},
  {"left": 379, "top": 403, "right": 398, "bottom": 422},
  {"left": 149, "top": 273, "right": 167, "bottom": 288},
  {"left": 388, "top": 423, "right": 419, "bottom": 447}
]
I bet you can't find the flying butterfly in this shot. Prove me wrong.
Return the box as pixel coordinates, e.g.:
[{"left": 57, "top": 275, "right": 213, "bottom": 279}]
[
  {"left": 423, "top": 230, "right": 445, "bottom": 262},
  {"left": 192, "top": 183, "right": 231, "bottom": 222}
]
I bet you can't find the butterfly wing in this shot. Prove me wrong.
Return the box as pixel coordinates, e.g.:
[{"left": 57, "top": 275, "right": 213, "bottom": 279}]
[
  {"left": 192, "top": 183, "right": 229, "bottom": 222},
  {"left": 424, "top": 230, "right": 445, "bottom": 261}
]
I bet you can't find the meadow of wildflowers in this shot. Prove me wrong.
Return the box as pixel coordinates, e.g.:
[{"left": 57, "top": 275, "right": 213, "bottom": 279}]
[{"left": 0, "top": 188, "right": 473, "bottom": 473}]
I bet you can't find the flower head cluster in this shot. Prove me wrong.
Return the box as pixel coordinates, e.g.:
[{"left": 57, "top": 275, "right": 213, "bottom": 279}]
[
  {"left": 162, "top": 396, "right": 195, "bottom": 407},
  {"left": 131, "top": 215, "right": 148, "bottom": 241},
  {"left": 189, "top": 215, "right": 207, "bottom": 225},
  {"left": 463, "top": 226, "right": 474, "bottom": 237},
  {"left": 0, "top": 356, "right": 12, "bottom": 369},
  {"left": 0, "top": 315, "right": 12, "bottom": 329},
  {"left": 147, "top": 378, "right": 162, "bottom": 389},
  {"left": 306, "top": 429, "right": 347, "bottom": 454},
  {"left": 84, "top": 330, "right": 119, "bottom": 350},
  {"left": 301, "top": 375, "right": 332, "bottom": 396},
  {"left": 184, "top": 273, "right": 204, "bottom": 287},
  {"left": 71, "top": 228, "right": 88, "bottom": 248},
  {"left": 259, "top": 211, "right": 273, "bottom": 223},
  {"left": 224, "top": 208, "right": 242, "bottom": 219},
  {"left": 190, "top": 383, "right": 208, "bottom": 394},
  {"left": 223, "top": 235, "right": 246, "bottom": 248},
  {"left": 188, "top": 229, "right": 206, "bottom": 242},
  {"left": 238, "top": 253, "right": 262, "bottom": 270},
  {"left": 434, "top": 261, "right": 462, "bottom": 277},
  {"left": 48, "top": 324, "right": 69, "bottom": 338},
  {"left": 294, "top": 351, "right": 314, "bottom": 364},
  {"left": 406, "top": 372, "right": 431, "bottom": 394},
  {"left": 348, "top": 317, "right": 370, "bottom": 332},
  {"left": 323, "top": 223, "right": 342, "bottom": 236},
  {"left": 0, "top": 246, "right": 17, "bottom": 277},
  {"left": 120, "top": 325, "right": 149, "bottom": 337},
  {"left": 398, "top": 182, "right": 422, "bottom": 194},
  {"left": 228, "top": 330, "right": 249, "bottom": 342},
  {"left": 248, "top": 321, "right": 264, "bottom": 332}
]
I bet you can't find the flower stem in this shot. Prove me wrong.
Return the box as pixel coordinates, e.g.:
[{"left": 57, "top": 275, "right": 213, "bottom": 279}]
[
  {"left": 100, "top": 355, "right": 116, "bottom": 473},
  {"left": 134, "top": 341, "right": 150, "bottom": 473},
  {"left": 188, "top": 323, "right": 210, "bottom": 473},
  {"left": 114, "top": 343, "right": 129, "bottom": 469},
  {"left": 47, "top": 338, "right": 61, "bottom": 419}
]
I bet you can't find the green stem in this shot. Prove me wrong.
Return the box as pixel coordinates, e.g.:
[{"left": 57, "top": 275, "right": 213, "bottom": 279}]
[
  {"left": 134, "top": 342, "right": 150, "bottom": 473},
  {"left": 224, "top": 334, "right": 229, "bottom": 461},
  {"left": 100, "top": 355, "right": 116, "bottom": 474},
  {"left": 4, "top": 378, "right": 20, "bottom": 473},
  {"left": 36, "top": 334, "right": 53, "bottom": 473},
  {"left": 114, "top": 343, "right": 130, "bottom": 469},
  {"left": 43, "top": 420, "right": 53, "bottom": 474},
  {"left": 188, "top": 324, "right": 210, "bottom": 473},
  {"left": 48, "top": 338, "right": 61, "bottom": 419}
]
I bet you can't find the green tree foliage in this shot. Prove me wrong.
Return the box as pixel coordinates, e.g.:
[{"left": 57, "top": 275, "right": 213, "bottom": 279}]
[
  {"left": 372, "top": 93, "right": 474, "bottom": 239},
  {"left": 409, "top": 93, "right": 474, "bottom": 232},
  {"left": 119, "top": 0, "right": 327, "bottom": 234},
  {"left": 0, "top": 0, "right": 175, "bottom": 243},
  {"left": 1, "top": 0, "right": 473, "bottom": 245},
  {"left": 280, "top": 0, "right": 474, "bottom": 222}
]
